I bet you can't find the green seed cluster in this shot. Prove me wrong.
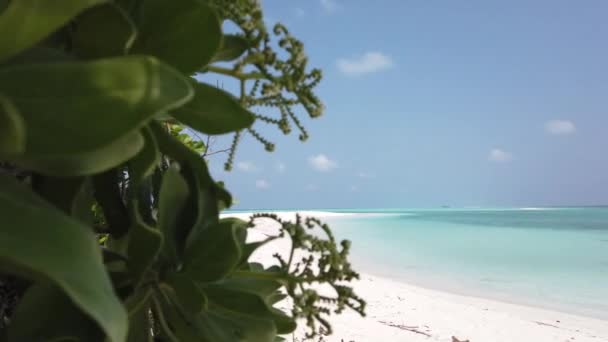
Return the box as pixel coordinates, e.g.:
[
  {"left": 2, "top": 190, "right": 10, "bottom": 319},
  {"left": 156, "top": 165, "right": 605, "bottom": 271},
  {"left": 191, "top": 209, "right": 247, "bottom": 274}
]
[
  {"left": 248, "top": 213, "right": 367, "bottom": 338},
  {"left": 209, "top": 0, "right": 324, "bottom": 170}
]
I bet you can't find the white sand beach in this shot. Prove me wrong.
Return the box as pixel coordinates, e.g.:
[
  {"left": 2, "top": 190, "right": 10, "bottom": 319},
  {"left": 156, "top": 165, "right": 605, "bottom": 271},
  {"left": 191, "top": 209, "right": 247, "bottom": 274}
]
[{"left": 222, "top": 211, "right": 608, "bottom": 342}]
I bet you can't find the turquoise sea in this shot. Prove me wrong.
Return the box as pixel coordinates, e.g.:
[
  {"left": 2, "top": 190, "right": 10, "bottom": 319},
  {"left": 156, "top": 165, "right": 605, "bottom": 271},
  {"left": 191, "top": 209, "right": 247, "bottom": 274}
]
[{"left": 317, "top": 208, "right": 608, "bottom": 320}]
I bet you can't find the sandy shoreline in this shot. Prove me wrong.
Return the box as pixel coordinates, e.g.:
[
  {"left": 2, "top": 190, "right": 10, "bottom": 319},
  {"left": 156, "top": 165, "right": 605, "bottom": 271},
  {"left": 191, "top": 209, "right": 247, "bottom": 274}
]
[{"left": 222, "top": 210, "right": 608, "bottom": 342}]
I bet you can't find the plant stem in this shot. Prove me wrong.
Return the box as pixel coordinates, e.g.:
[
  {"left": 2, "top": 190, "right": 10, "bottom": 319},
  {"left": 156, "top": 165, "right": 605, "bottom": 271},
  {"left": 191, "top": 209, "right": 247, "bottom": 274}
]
[
  {"left": 233, "top": 270, "right": 288, "bottom": 281},
  {"left": 151, "top": 294, "right": 180, "bottom": 342},
  {"left": 207, "top": 66, "right": 265, "bottom": 80}
]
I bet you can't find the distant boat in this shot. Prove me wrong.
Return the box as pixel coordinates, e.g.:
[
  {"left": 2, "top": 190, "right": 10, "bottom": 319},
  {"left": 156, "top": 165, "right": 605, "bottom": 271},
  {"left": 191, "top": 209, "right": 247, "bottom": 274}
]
[{"left": 441, "top": 205, "right": 450, "bottom": 208}]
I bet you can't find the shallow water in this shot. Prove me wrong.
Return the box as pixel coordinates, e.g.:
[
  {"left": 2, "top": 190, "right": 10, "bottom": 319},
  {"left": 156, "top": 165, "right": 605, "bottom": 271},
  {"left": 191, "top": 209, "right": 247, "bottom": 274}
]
[{"left": 324, "top": 208, "right": 608, "bottom": 319}]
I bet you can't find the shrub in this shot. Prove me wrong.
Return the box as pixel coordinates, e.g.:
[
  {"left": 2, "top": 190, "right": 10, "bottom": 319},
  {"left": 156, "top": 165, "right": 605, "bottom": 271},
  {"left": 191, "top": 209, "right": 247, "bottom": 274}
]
[{"left": 0, "top": 0, "right": 364, "bottom": 341}]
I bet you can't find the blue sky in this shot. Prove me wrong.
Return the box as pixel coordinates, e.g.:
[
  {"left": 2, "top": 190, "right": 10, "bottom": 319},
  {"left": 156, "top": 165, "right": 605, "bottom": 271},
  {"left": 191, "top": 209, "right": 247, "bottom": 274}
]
[{"left": 205, "top": 0, "right": 608, "bottom": 209}]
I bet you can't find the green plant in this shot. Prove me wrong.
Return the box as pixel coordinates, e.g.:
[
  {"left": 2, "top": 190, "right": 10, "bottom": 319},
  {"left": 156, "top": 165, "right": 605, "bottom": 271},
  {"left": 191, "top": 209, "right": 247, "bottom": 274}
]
[{"left": 0, "top": 1, "right": 364, "bottom": 341}]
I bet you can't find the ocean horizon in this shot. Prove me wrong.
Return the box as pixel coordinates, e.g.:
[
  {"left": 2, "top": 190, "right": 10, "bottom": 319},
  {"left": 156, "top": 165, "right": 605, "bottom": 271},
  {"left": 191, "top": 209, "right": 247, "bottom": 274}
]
[{"left": 227, "top": 207, "right": 608, "bottom": 320}]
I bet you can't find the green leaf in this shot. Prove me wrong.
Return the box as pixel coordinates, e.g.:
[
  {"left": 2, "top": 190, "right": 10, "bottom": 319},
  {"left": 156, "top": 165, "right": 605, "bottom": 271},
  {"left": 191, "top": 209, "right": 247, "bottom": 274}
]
[
  {"left": 125, "top": 288, "right": 154, "bottom": 342},
  {"left": 200, "top": 308, "right": 278, "bottom": 342},
  {"left": 129, "top": 126, "right": 161, "bottom": 184},
  {"left": 184, "top": 218, "right": 245, "bottom": 282},
  {"left": 231, "top": 264, "right": 287, "bottom": 302},
  {"left": 127, "top": 205, "right": 163, "bottom": 288},
  {"left": 127, "top": 304, "right": 153, "bottom": 342},
  {"left": 159, "top": 295, "right": 278, "bottom": 342},
  {"left": 239, "top": 236, "right": 278, "bottom": 268},
  {"left": 157, "top": 166, "right": 190, "bottom": 265},
  {"left": 0, "top": 175, "right": 127, "bottom": 342},
  {"left": 109, "top": 270, "right": 133, "bottom": 292},
  {"left": 0, "top": 56, "right": 193, "bottom": 176},
  {"left": 72, "top": 3, "right": 137, "bottom": 59},
  {"left": 267, "top": 293, "right": 288, "bottom": 306},
  {"left": 172, "top": 82, "right": 256, "bottom": 135},
  {"left": 164, "top": 272, "right": 208, "bottom": 314},
  {"left": 6, "top": 284, "right": 104, "bottom": 342},
  {"left": 216, "top": 181, "right": 234, "bottom": 210},
  {"left": 150, "top": 122, "right": 224, "bottom": 250},
  {"left": 2, "top": 46, "right": 74, "bottom": 66},
  {"left": 212, "top": 34, "right": 249, "bottom": 62},
  {"left": 0, "top": 0, "right": 108, "bottom": 62},
  {"left": 0, "top": 94, "right": 25, "bottom": 155},
  {"left": 226, "top": 278, "right": 288, "bottom": 315},
  {"left": 203, "top": 285, "right": 296, "bottom": 335},
  {"left": 32, "top": 175, "right": 86, "bottom": 215},
  {"left": 114, "top": 0, "right": 139, "bottom": 15},
  {"left": 155, "top": 296, "right": 201, "bottom": 342},
  {"left": 71, "top": 179, "right": 96, "bottom": 224},
  {"left": 16, "top": 130, "right": 145, "bottom": 177},
  {"left": 102, "top": 248, "right": 129, "bottom": 264},
  {"left": 219, "top": 274, "right": 282, "bottom": 300},
  {"left": 135, "top": 0, "right": 221, "bottom": 74}
]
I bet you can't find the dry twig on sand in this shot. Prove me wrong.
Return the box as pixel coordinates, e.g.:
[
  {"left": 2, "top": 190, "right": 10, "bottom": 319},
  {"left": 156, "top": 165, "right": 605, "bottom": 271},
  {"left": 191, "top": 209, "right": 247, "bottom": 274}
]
[
  {"left": 378, "top": 320, "right": 432, "bottom": 337},
  {"left": 452, "top": 336, "right": 470, "bottom": 342}
]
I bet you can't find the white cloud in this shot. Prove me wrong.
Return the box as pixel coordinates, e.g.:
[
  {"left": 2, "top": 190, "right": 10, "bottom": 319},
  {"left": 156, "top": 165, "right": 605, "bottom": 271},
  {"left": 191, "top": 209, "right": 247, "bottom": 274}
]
[
  {"left": 309, "top": 154, "right": 338, "bottom": 172},
  {"left": 276, "top": 161, "right": 286, "bottom": 173},
  {"left": 488, "top": 148, "right": 513, "bottom": 163},
  {"left": 236, "top": 161, "right": 257, "bottom": 172},
  {"left": 336, "top": 52, "right": 393, "bottom": 76},
  {"left": 357, "top": 172, "right": 374, "bottom": 179},
  {"left": 295, "top": 7, "right": 305, "bottom": 17},
  {"left": 255, "top": 179, "right": 270, "bottom": 189},
  {"left": 545, "top": 120, "right": 576, "bottom": 135},
  {"left": 320, "top": 0, "right": 338, "bottom": 13}
]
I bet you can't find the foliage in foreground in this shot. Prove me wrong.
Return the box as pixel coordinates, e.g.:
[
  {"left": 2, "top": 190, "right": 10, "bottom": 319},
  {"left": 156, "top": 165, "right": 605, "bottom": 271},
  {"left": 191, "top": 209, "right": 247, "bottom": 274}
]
[{"left": 0, "top": 0, "right": 364, "bottom": 341}]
